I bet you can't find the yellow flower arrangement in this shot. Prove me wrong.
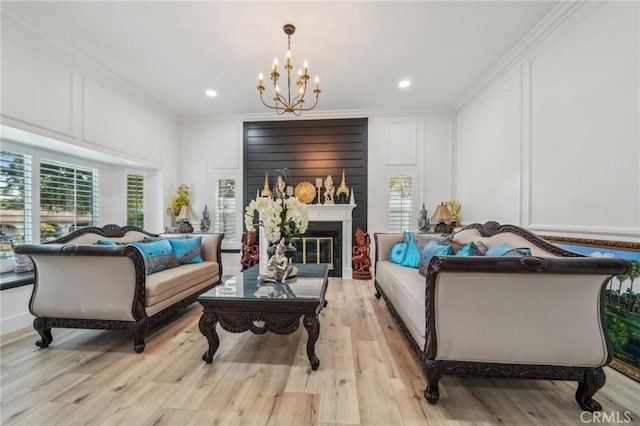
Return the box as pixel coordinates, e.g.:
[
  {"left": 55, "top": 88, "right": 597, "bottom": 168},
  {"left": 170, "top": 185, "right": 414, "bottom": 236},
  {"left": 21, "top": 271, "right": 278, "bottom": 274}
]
[
  {"left": 169, "top": 184, "right": 191, "bottom": 216},
  {"left": 445, "top": 200, "right": 461, "bottom": 223}
]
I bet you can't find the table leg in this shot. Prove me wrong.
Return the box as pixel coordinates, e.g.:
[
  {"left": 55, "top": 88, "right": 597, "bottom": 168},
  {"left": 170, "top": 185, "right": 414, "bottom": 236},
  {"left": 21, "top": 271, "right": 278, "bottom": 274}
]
[
  {"left": 198, "top": 311, "right": 219, "bottom": 363},
  {"left": 303, "top": 314, "right": 320, "bottom": 370}
]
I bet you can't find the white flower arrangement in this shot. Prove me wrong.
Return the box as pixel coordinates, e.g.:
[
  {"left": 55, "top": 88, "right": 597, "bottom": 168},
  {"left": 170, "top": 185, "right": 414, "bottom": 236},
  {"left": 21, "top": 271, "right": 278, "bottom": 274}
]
[{"left": 245, "top": 196, "right": 309, "bottom": 244}]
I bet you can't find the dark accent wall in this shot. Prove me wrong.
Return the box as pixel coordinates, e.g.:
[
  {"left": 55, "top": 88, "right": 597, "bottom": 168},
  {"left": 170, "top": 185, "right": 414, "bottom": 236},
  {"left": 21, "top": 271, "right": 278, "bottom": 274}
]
[{"left": 243, "top": 118, "right": 368, "bottom": 239}]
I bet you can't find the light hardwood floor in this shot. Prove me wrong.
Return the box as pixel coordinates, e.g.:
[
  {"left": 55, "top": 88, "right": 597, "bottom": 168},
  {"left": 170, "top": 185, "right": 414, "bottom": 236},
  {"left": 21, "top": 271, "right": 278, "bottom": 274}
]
[{"left": 1, "top": 278, "right": 638, "bottom": 425}]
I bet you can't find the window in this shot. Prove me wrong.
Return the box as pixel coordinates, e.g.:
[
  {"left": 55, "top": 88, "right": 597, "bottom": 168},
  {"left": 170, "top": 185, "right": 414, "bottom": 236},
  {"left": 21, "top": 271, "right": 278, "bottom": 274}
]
[
  {"left": 40, "top": 159, "right": 98, "bottom": 242},
  {"left": 388, "top": 176, "right": 413, "bottom": 232},
  {"left": 126, "top": 174, "right": 144, "bottom": 228},
  {"left": 214, "top": 178, "right": 236, "bottom": 244},
  {"left": 0, "top": 150, "right": 32, "bottom": 259}
]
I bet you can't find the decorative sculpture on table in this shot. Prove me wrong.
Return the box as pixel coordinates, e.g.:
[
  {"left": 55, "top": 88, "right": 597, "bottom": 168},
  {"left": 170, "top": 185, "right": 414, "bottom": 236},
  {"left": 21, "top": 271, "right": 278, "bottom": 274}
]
[
  {"left": 258, "top": 238, "right": 298, "bottom": 283},
  {"left": 324, "top": 175, "right": 335, "bottom": 205},
  {"left": 352, "top": 228, "right": 372, "bottom": 280},
  {"left": 418, "top": 203, "right": 430, "bottom": 233},
  {"left": 200, "top": 205, "right": 211, "bottom": 232},
  {"left": 240, "top": 231, "right": 260, "bottom": 271}
]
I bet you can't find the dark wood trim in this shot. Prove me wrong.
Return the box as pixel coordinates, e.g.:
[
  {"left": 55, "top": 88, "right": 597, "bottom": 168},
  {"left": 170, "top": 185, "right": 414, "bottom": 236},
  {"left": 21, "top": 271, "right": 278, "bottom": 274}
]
[{"left": 50, "top": 224, "right": 158, "bottom": 243}]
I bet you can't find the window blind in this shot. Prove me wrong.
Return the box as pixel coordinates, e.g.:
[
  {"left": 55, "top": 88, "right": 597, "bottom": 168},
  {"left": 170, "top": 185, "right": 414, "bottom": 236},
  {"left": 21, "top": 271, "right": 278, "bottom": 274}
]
[
  {"left": 214, "top": 178, "right": 236, "bottom": 244},
  {"left": 0, "top": 150, "right": 32, "bottom": 253},
  {"left": 126, "top": 174, "right": 144, "bottom": 228},
  {"left": 388, "top": 176, "right": 413, "bottom": 233},
  {"left": 40, "top": 159, "right": 98, "bottom": 241}
]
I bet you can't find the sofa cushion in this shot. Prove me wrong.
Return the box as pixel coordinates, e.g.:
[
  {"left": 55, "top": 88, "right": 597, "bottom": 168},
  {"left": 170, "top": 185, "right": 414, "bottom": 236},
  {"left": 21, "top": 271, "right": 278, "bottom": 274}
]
[
  {"left": 376, "top": 260, "right": 427, "bottom": 348},
  {"left": 129, "top": 240, "right": 180, "bottom": 275},
  {"left": 418, "top": 241, "right": 454, "bottom": 276},
  {"left": 145, "top": 261, "right": 219, "bottom": 307},
  {"left": 168, "top": 237, "right": 203, "bottom": 264}
]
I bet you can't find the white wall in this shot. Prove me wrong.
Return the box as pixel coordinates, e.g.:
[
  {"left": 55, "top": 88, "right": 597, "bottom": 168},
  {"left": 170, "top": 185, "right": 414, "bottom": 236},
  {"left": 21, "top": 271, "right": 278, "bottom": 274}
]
[
  {"left": 1, "top": 12, "right": 181, "bottom": 234},
  {"left": 454, "top": 2, "right": 640, "bottom": 241},
  {"left": 0, "top": 12, "right": 182, "bottom": 335}
]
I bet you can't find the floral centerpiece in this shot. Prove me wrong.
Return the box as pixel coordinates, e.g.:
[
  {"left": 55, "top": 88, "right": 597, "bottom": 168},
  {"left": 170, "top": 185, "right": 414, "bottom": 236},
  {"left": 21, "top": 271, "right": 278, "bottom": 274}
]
[
  {"left": 444, "top": 199, "right": 461, "bottom": 224},
  {"left": 170, "top": 184, "right": 191, "bottom": 216},
  {"left": 245, "top": 196, "right": 309, "bottom": 244}
]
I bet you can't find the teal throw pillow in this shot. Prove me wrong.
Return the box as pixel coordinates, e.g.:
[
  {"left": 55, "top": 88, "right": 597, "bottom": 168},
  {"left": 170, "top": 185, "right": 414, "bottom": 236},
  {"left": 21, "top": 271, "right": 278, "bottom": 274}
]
[
  {"left": 456, "top": 242, "right": 483, "bottom": 256},
  {"left": 129, "top": 239, "right": 179, "bottom": 275},
  {"left": 486, "top": 243, "right": 532, "bottom": 257},
  {"left": 389, "top": 241, "right": 408, "bottom": 264},
  {"left": 418, "top": 241, "right": 454, "bottom": 276},
  {"left": 95, "top": 239, "right": 117, "bottom": 246},
  {"left": 168, "top": 237, "right": 203, "bottom": 264},
  {"left": 399, "top": 232, "right": 421, "bottom": 268}
]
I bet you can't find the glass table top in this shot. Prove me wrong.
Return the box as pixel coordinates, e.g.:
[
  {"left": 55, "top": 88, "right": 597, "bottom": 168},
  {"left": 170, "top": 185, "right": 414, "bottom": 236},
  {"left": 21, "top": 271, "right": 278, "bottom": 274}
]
[{"left": 199, "top": 263, "right": 329, "bottom": 301}]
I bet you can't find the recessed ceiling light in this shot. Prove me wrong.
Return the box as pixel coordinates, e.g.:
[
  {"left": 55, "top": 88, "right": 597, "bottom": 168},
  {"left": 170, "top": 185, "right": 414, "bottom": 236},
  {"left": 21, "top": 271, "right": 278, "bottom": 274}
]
[
  {"left": 205, "top": 90, "right": 217, "bottom": 97},
  {"left": 398, "top": 80, "right": 411, "bottom": 89}
]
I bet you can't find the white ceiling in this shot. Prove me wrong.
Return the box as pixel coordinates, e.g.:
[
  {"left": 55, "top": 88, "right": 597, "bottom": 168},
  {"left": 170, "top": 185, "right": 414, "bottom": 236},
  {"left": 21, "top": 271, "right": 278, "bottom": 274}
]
[{"left": 3, "top": 1, "right": 559, "bottom": 118}]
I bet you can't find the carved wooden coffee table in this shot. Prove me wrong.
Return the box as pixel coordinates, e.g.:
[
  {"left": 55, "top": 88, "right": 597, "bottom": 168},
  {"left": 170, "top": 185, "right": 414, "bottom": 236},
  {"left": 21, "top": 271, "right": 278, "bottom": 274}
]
[{"left": 197, "top": 263, "right": 329, "bottom": 370}]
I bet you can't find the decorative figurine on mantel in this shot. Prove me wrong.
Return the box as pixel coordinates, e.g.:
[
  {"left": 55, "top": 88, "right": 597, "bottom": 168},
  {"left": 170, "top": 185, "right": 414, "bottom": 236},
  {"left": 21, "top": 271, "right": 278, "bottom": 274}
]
[
  {"left": 315, "top": 178, "right": 323, "bottom": 204},
  {"left": 352, "top": 228, "right": 372, "bottom": 280},
  {"left": 336, "top": 170, "right": 350, "bottom": 204},
  {"left": 418, "top": 203, "right": 430, "bottom": 233},
  {"left": 258, "top": 238, "right": 298, "bottom": 283},
  {"left": 200, "top": 205, "right": 211, "bottom": 232},
  {"left": 261, "top": 173, "right": 272, "bottom": 197},
  {"left": 324, "top": 175, "right": 335, "bottom": 205}
]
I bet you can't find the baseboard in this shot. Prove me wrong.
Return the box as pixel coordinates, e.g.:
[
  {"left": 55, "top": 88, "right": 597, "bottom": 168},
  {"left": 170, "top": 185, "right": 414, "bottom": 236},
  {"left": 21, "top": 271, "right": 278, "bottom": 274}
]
[{"left": 1, "top": 311, "right": 33, "bottom": 336}]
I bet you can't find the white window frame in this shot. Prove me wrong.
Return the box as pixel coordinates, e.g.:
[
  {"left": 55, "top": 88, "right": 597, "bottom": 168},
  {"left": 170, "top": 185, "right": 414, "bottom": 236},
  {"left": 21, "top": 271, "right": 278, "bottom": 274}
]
[
  {"left": 212, "top": 173, "right": 240, "bottom": 250},
  {"left": 125, "top": 171, "right": 145, "bottom": 228},
  {"left": 387, "top": 170, "right": 417, "bottom": 233}
]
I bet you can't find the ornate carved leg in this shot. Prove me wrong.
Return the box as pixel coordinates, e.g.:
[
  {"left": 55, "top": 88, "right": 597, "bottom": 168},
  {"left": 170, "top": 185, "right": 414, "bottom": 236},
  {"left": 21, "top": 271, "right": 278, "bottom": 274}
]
[
  {"left": 132, "top": 319, "right": 147, "bottom": 353},
  {"left": 323, "top": 299, "right": 328, "bottom": 308},
  {"left": 575, "top": 367, "right": 605, "bottom": 412},
  {"left": 424, "top": 360, "right": 443, "bottom": 404},
  {"left": 303, "top": 315, "right": 320, "bottom": 370},
  {"left": 374, "top": 290, "right": 381, "bottom": 299},
  {"left": 33, "top": 317, "right": 52, "bottom": 348},
  {"left": 199, "top": 311, "right": 219, "bottom": 363}
]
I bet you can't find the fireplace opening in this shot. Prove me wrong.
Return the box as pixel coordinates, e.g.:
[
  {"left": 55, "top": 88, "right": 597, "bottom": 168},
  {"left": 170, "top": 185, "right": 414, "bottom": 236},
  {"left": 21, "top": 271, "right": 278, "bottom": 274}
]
[{"left": 292, "top": 221, "right": 342, "bottom": 277}]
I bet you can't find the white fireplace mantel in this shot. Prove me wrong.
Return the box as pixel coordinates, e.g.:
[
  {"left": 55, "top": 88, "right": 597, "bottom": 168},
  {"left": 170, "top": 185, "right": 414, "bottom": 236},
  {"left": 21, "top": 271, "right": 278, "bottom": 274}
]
[{"left": 259, "top": 203, "right": 356, "bottom": 279}]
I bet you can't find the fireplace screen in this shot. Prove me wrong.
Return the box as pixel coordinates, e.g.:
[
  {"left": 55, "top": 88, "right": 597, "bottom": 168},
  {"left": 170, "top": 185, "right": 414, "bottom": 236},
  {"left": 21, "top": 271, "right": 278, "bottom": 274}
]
[{"left": 293, "top": 237, "right": 334, "bottom": 271}]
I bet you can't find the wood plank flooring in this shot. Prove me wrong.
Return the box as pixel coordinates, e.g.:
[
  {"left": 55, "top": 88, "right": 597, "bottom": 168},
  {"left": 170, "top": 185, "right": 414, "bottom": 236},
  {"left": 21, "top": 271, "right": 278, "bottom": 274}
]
[{"left": 1, "top": 278, "right": 639, "bottom": 425}]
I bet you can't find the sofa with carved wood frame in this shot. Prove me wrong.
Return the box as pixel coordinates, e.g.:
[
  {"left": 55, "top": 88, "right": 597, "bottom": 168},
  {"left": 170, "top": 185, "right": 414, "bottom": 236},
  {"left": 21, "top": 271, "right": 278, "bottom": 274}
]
[
  {"left": 15, "top": 224, "right": 223, "bottom": 353},
  {"left": 374, "top": 222, "right": 631, "bottom": 412}
]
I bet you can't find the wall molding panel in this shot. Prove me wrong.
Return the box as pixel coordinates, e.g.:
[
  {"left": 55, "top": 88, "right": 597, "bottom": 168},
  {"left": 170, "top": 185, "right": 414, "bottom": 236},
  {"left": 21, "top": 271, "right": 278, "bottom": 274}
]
[{"left": 386, "top": 120, "right": 417, "bottom": 165}]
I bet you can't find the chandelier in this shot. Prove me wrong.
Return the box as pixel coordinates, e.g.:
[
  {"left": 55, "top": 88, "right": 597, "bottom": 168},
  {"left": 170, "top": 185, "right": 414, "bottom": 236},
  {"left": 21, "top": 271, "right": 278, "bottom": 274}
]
[{"left": 257, "top": 24, "right": 321, "bottom": 116}]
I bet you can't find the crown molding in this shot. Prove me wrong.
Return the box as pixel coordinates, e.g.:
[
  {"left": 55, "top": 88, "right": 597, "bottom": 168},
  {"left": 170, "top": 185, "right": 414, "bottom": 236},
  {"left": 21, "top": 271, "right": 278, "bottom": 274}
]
[
  {"left": 1, "top": 6, "right": 178, "bottom": 122},
  {"left": 454, "top": 1, "right": 597, "bottom": 112},
  {"left": 179, "top": 108, "right": 454, "bottom": 124}
]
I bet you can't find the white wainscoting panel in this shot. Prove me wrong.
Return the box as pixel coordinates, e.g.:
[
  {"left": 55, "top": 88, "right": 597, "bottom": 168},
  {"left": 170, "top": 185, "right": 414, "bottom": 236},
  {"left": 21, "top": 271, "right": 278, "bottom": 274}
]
[
  {"left": 1, "top": 36, "right": 74, "bottom": 138},
  {"left": 82, "top": 78, "right": 176, "bottom": 163},
  {"left": 528, "top": 2, "right": 639, "bottom": 235},
  {"left": 455, "top": 71, "right": 521, "bottom": 225},
  {"left": 387, "top": 120, "right": 417, "bottom": 165}
]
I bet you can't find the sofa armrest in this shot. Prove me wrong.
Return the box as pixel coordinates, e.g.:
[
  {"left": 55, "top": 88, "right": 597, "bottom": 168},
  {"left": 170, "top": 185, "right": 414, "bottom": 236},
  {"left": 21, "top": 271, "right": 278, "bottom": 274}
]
[
  {"left": 425, "top": 256, "right": 631, "bottom": 367},
  {"left": 15, "top": 244, "right": 146, "bottom": 321},
  {"left": 189, "top": 233, "right": 224, "bottom": 275}
]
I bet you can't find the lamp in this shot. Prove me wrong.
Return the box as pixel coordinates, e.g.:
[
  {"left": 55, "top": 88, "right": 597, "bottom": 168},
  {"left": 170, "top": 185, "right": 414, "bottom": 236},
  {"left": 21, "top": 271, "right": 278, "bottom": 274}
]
[
  {"left": 432, "top": 202, "right": 453, "bottom": 234},
  {"left": 257, "top": 24, "right": 321, "bottom": 116},
  {"left": 177, "top": 205, "right": 197, "bottom": 234}
]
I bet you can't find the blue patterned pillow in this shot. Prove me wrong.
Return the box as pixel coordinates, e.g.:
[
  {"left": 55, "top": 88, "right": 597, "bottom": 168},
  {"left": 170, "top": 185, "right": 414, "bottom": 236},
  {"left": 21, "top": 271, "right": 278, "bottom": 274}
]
[
  {"left": 389, "top": 241, "right": 408, "bottom": 264},
  {"left": 168, "top": 237, "right": 203, "bottom": 264},
  {"left": 456, "top": 242, "right": 483, "bottom": 256},
  {"left": 418, "top": 241, "right": 454, "bottom": 276},
  {"left": 95, "top": 239, "right": 117, "bottom": 246},
  {"left": 486, "top": 243, "right": 532, "bottom": 257},
  {"left": 399, "top": 232, "right": 421, "bottom": 268},
  {"left": 129, "top": 240, "right": 179, "bottom": 275}
]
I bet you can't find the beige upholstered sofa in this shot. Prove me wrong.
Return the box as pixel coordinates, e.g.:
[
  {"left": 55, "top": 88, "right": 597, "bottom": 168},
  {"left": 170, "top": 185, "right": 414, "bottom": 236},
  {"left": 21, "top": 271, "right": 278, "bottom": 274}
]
[
  {"left": 374, "top": 222, "right": 631, "bottom": 412},
  {"left": 15, "top": 224, "right": 223, "bottom": 353}
]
